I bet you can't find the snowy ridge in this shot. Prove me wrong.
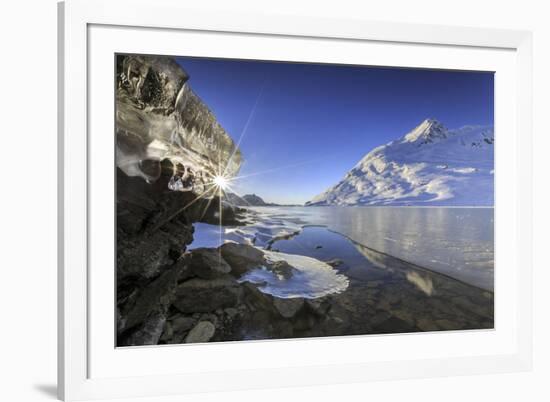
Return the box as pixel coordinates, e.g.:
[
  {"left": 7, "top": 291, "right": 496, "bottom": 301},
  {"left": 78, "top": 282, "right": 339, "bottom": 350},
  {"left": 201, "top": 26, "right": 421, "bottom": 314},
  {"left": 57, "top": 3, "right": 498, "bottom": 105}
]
[{"left": 308, "top": 119, "right": 494, "bottom": 206}]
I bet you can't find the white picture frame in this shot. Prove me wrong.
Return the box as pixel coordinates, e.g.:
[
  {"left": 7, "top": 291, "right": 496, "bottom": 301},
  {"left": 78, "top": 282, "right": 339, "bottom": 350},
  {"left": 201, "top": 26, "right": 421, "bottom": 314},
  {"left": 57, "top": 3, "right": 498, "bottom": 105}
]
[{"left": 58, "top": 0, "right": 533, "bottom": 400}]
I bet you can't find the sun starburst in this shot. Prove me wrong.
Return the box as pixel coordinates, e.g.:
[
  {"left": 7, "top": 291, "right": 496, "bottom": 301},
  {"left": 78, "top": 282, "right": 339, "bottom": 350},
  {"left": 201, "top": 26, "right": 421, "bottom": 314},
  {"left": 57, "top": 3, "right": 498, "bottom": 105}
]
[{"left": 212, "top": 175, "right": 229, "bottom": 191}]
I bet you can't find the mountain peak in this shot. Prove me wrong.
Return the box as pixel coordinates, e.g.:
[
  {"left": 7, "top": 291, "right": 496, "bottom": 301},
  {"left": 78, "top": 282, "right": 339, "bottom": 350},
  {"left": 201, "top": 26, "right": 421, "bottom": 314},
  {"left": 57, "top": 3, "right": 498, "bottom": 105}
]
[
  {"left": 402, "top": 118, "right": 448, "bottom": 144},
  {"left": 307, "top": 119, "right": 494, "bottom": 206}
]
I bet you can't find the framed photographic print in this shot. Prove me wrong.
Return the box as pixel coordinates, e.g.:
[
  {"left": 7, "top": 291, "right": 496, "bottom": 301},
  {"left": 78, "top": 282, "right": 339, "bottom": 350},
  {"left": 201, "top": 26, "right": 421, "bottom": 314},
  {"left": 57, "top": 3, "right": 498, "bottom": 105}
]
[{"left": 58, "top": 0, "right": 533, "bottom": 400}]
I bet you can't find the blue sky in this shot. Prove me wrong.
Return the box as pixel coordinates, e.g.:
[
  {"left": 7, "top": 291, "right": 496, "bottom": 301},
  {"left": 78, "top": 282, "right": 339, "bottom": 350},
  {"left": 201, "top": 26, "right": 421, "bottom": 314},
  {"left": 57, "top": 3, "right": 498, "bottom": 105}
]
[{"left": 175, "top": 57, "right": 494, "bottom": 205}]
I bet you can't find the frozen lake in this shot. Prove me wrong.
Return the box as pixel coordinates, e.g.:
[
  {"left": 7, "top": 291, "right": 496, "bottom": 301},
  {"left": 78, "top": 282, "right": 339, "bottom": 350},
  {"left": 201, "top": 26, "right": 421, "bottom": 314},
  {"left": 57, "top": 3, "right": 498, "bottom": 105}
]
[{"left": 190, "top": 206, "right": 494, "bottom": 291}]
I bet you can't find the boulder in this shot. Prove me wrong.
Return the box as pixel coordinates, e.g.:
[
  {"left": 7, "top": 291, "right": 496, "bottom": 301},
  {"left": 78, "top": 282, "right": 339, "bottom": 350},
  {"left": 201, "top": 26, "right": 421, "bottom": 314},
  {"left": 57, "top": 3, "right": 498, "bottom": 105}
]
[
  {"left": 171, "top": 316, "right": 196, "bottom": 333},
  {"left": 159, "top": 321, "right": 174, "bottom": 343},
  {"left": 325, "top": 258, "right": 343, "bottom": 267},
  {"left": 273, "top": 298, "right": 304, "bottom": 318},
  {"left": 174, "top": 276, "right": 242, "bottom": 313},
  {"left": 120, "top": 312, "right": 166, "bottom": 346},
  {"left": 416, "top": 318, "right": 439, "bottom": 332},
  {"left": 392, "top": 309, "right": 416, "bottom": 326},
  {"left": 119, "top": 264, "right": 182, "bottom": 335},
  {"left": 224, "top": 307, "right": 239, "bottom": 320},
  {"left": 219, "top": 243, "right": 265, "bottom": 276},
  {"left": 187, "top": 248, "right": 231, "bottom": 279},
  {"left": 241, "top": 282, "right": 276, "bottom": 312},
  {"left": 185, "top": 321, "right": 216, "bottom": 343},
  {"left": 435, "top": 319, "right": 459, "bottom": 330},
  {"left": 306, "top": 298, "right": 331, "bottom": 317},
  {"left": 267, "top": 260, "right": 296, "bottom": 279}
]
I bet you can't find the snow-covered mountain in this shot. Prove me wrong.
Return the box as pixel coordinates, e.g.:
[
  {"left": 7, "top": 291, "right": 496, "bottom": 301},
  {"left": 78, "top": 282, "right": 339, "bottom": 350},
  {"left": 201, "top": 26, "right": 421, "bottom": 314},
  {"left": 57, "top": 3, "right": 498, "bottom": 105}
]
[{"left": 307, "top": 119, "right": 494, "bottom": 206}]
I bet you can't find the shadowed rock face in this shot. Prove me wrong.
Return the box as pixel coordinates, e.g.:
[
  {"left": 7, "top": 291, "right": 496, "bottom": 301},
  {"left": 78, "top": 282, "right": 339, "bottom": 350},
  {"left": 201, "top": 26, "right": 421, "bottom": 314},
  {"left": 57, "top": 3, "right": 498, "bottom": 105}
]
[
  {"left": 116, "top": 55, "right": 245, "bottom": 346},
  {"left": 116, "top": 54, "right": 242, "bottom": 186}
]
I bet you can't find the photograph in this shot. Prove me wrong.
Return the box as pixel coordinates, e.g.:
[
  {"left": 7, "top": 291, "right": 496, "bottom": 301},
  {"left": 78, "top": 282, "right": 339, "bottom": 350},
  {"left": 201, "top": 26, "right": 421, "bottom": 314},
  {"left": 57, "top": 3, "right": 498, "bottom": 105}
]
[
  {"left": 115, "top": 54, "right": 494, "bottom": 347},
  {"left": 3, "top": 0, "right": 546, "bottom": 400}
]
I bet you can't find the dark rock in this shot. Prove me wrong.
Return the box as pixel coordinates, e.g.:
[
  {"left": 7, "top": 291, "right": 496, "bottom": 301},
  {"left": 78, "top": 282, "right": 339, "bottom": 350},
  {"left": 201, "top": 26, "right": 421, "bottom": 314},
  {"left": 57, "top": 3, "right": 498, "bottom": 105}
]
[
  {"left": 116, "top": 168, "right": 195, "bottom": 281},
  {"left": 291, "top": 314, "right": 317, "bottom": 332},
  {"left": 325, "top": 258, "right": 343, "bottom": 267},
  {"left": 219, "top": 243, "right": 265, "bottom": 276},
  {"left": 273, "top": 298, "right": 304, "bottom": 318},
  {"left": 174, "top": 276, "right": 243, "bottom": 313},
  {"left": 373, "top": 316, "right": 415, "bottom": 333},
  {"left": 267, "top": 260, "right": 296, "bottom": 279},
  {"left": 270, "top": 320, "right": 295, "bottom": 338},
  {"left": 171, "top": 316, "right": 196, "bottom": 333},
  {"left": 172, "top": 257, "right": 195, "bottom": 283},
  {"left": 160, "top": 321, "right": 173, "bottom": 343},
  {"left": 199, "top": 314, "right": 221, "bottom": 331},
  {"left": 391, "top": 309, "right": 416, "bottom": 326},
  {"left": 119, "top": 264, "right": 182, "bottom": 335},
  {"left": 185, "top": 321, "right": 216, "bottom": 343},
  {"left": 451, "top": 296, "right": 493, "bottom": 319},
  {"left": 247, "top": 311, "right": 273, "bottom": 335},
  {"left": 116, "top": 169, "right": 159, "bottom": 235},
  {"left": 117, "top": 235, "right": 173, "bottom": 280},
  {"left": 115, "top": 55, "right": 247, "bottom": 346},
  {"left": 435, "top": 319, "right": 459, "bottom": 330},
  {"left": 142, "top": 196, "right": 193, "bottom": 233},
  {"left": 224, "top": 307, "right": 239, "bottom": 320},
  {"left": 187, "top": 248, "right": 231, "bottom": 279},
  {"left": 366, "top": 280, "right": 384, "bottom": 289},
  {"left": 120, "top": 312, "right": 166, "bottom": 346},
  {"left": 416, "top": 318, "right": 439, "bottom": 331},
  {"left": 306, "top": 298, "right": 331, "bottom": 316},
  {"left": 241, "top": 282, "right": 276, "bottom": 312},
  {"left": 327, "top": 303, "right": 351, "bottom": 324},
  {"left": 116, "top": 307, "right": 125, "bottom": 334}
]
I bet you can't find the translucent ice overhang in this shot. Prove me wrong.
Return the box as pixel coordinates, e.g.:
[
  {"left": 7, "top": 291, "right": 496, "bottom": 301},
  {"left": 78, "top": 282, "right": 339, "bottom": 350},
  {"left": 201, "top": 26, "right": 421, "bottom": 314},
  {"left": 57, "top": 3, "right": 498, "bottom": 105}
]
[{"left": 115, "top": 55, "right": 242, "bottom": 191}]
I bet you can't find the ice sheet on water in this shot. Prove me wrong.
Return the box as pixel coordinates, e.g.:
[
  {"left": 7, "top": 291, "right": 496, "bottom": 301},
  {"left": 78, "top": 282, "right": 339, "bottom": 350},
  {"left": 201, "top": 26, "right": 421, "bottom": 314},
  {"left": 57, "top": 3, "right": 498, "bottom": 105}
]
[
  {"left": 246, "top": 206, "right": 495, "bottom": 291},
  {"left": 237, "top": 250, "right": 349, "bottom": 299},
  {"left": 189, "top": 206, "right": 494, "bottom": 291},
  {"left": 189, "top": 223, "right": 254, "bottom": 249},
  {"left": 189, "top": 212, "right": 303, "bottom": 250}
]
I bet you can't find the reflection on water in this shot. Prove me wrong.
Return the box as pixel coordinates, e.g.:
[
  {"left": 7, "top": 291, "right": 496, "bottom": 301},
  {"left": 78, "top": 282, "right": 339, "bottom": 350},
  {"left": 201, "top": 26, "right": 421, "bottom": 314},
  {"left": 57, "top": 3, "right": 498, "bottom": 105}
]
[
  {"left": 271, "top": 226, "right": 493, "bottom": 332},
  {"left": 248, "top": 206, "right": 494, "bottom": 291},
  {"left": 190, "top": 207, "right": 494, "bottom": 333},
  {"left": 406, "top": 271, "right": 434, "bottom": 296}
]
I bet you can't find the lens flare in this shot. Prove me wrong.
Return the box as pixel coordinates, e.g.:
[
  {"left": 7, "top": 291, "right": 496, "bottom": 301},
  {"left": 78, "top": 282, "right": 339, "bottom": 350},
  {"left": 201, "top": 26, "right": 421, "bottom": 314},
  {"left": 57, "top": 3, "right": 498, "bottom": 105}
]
[{"left": 213, "top": 175, "right": 229, "bottom": 190}]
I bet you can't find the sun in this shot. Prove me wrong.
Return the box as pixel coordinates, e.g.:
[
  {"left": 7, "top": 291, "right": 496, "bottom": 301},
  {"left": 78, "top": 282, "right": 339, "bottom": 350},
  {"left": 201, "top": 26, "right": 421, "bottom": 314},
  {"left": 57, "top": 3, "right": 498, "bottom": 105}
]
[{"left": 213, "top": 175, "right": 229, "bottom": 190}]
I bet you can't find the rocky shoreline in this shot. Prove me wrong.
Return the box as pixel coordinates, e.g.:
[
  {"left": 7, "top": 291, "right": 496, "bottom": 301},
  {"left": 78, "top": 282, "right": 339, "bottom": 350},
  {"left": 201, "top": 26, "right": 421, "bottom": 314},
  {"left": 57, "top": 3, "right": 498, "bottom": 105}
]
[
  {"left": 116, "top": 165, "right": 350, "bottom": 345},
  {"left": 116, "top": 160, "right": 494, "bottom": 346},
  {"left": 113, "top": 54, "right": 349, "bottom": 346},
  {"left": 117, "top": 169, "right": 494, "bottom": 346}
]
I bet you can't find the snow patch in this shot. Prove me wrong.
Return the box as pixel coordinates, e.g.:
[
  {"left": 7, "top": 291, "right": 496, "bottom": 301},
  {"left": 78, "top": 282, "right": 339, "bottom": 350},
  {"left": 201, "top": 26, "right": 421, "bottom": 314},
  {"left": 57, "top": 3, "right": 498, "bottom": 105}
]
[{"left": 238, "top": 250, "right": 349, "bottom": 299}]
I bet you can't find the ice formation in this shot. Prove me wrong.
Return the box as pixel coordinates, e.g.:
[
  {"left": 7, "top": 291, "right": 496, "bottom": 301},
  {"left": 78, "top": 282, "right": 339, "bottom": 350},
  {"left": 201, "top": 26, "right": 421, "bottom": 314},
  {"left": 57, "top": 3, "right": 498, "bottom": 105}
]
[
  {"left": 116, "top": 55, "right": 242, "bottom": 191},
  {"left": 238, "top": 250, "right": 349, "bottom": 299}
]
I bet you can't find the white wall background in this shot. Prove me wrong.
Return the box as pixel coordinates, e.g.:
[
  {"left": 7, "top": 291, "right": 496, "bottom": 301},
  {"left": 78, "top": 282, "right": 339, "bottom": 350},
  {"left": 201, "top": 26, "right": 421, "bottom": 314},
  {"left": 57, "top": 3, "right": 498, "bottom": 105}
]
[{"left": 0, "top": 0, "right": 547, "bottom": 401}]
